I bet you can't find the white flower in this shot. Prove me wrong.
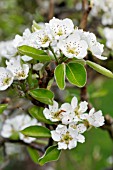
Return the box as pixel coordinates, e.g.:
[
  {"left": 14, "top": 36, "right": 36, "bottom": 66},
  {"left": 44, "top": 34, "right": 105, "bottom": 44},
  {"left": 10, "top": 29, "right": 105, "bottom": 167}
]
[
  {"left": 6, "top": 57, "right": 29, "bottom": 80},
  {"left": 13, "top": 28, "right": 31, "bottom": 48},
  {"left": 60, "top": 96, "right": 88, "bottom": 122},
  {"left": 0, "top": 67, "right": 14, "bottom": 91},
  {"left": 43, "top": 101, "right": 62, "bottom": 122},
  {"left": 1, "top": 124, "right": 13, "bottom": 138},
  {"left": 57, "top": 32, "right": 88, "bottom": 59},
  {"left": 82, "top": 31, "right": 107, "bottom": 60},
  {"left": 69, "top": 123, "right": 87, "bottom": 133},
  {"left": 82, "top": 108, "right": 105, "bottom": 127},
  {"left": 46, "top": 17, "right": 74, "bottom": 40},
  {"left": 103, "top": 27, "right": 113, "bottom": 49},
  {"left": 34, "top": 29, "right": 51, "bottom": 48},
  {"left": 1, "top": 114, "right": 39, "bottom": 143},
  {"left": 19, "top": 117, "right": 38, "bottom": 143},
  {"left": 0, "top": 40, "right": 17, "bottom": 59},
  {"left": 51, "top": 125, "right": 78, "bottom": 150}
]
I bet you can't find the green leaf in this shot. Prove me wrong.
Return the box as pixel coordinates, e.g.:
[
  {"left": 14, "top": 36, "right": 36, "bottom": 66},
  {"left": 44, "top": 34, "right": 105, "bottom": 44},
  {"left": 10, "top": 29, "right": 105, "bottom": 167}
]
[
  {"left": 54, "top": 63, "right": 66, "bottom": 90},
  {"left": 21, "top": 125, "right": 51, "bottom": 138},
  {"left": 27, "top": 147, "right": 39, "bottom": 164},
  {"left": 29, "top": 106, "right": 54, "bottom": 124},
  {"left": 66, "top": 63, "right": 87, "bottom": 87},
  {"left": 86, "top": 60, "right": 113, "bottom": 78},
  {"left": 10, "top": 132, "right": 19, "bottom": 140},
  {"left": 0, "top": 104, "right": 8, "bottom": 114},
  {"left": 39, "top": 145, "right": 61, "bottom": 165},
  {"left": 18, "top": 45, "right": 52, "bottom": 62},
  {"left": 28, "top": 88, "right": 54, "bottom": 105}
]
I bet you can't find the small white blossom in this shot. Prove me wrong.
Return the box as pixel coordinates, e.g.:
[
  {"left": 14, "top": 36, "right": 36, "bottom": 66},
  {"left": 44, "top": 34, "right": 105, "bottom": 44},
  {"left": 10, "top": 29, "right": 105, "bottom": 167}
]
[
  {"left": 34, "top": 29, "right": 51, "bottom": 48},
  {"left": 0, "top": 67, "right": 14, "bottom": 91},
  {"left": 69, "top": 123, "right": 87, "bottom": 134},
  {"left": 82, "top": 108, "right": 105, "bottom": 127},
  {"left": 60, "top": 97, "right": 88, "bottom": 122},
  {"left": 0, "top": 40, "right": 17, "bottom": 59},
  {"left": 6, "top": 57, "right": 29, "bottom": 80},
  {"left": 57, "top": 32, "right": 88, "bottom": 59},
  {"left": 13, "top": 28, "right": 31, "bottom": 48},
  {"left": 51, "top": 125, "right": 78, "bottom": 150},
  {"left": 46, "top": 17, "right": 74, "bottom": 40},
  {"left": 1, "top": 114, "right": 39, "bottom": 143},
  {"left": 43, "top": 101, "right": 62, "bottom": 122},
  {"left": 103, "top": 27, "right": 113, "bottom": 50}
]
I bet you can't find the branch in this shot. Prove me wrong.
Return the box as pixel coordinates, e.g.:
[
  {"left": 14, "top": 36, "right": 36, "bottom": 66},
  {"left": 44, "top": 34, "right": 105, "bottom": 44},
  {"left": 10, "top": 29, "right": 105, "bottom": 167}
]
[
  {"left": 0, "top": 138, "right": 44, "bottom": 153},
  {"left": 80, "top": 0, "right": 92, "bottom": 30},
  {"left": 48, "top": 0, "right": 54, "bottom": 21}
]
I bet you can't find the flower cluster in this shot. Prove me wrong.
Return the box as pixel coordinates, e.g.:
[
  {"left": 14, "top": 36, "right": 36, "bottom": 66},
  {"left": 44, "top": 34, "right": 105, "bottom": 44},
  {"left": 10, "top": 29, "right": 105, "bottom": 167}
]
[
  {"left": 43, "top": 96, "right": 104, "bottom": 150},
  {"left": 91, "top": 0, "right": 113, "bottom": 25},
  {"left": 1, "top": 114, "right": 40, "bottom": 143},
  {"left": 103, "top": 27, "right": 113, "bottom": 50},
  {"left": 0, "top": 17, "right": 106, "bottom": 91}
]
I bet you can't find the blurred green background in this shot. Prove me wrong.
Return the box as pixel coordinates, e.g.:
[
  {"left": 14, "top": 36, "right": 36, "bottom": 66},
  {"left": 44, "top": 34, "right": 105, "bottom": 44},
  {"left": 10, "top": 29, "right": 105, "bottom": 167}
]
[{"left": 0, "top": 0, "right": 113, "bottom": 170}]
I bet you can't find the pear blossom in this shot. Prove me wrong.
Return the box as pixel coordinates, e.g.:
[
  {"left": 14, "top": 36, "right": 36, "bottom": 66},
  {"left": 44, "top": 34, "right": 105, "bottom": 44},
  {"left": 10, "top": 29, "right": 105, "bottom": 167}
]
[
  {"left": 82, "top": 108, "right": 105, "bottom": 127},
  {"left": 69, "top": 123, "right": 87, "bottom": 134},
  {"left": 13, "top": 28, "right": 32, "bottom": 48},
  {"left": 43, "top": 101, "right": 62, "bottom": 122},
  {"left": 0, "top": 67, "right": 14, "bottom": 91},
  {"left": 51, "top": 125, "right": 78, "bottom": 150},
  {"left": 60, "top": 96, "right": 88, "bottom": 122},
  {"left": 91, "top": 0, "right": 113, "bottom": 25},
  {"left": 57, "top": 32, "right": 88, "bottom": 59},
  {"left": 6, "top": 57, "right": 29, "bottom": 80},
  {"left": 103, "top": 27, "right": 113, "bottom": 50},
  {"left": 0, "top": 40, "right": 17, "bottom": 59},
  {"left": 1, "top": 114, "right": 39, "bottom": 143},
  {"left": 84, "top": 32, "right": 106, "bottom": 60},
  {"left": 46, "top": 17, "right": 74, "bottom": 40},
  {"left": 34, "top": 29, "right": 51, "bottom": 48}
]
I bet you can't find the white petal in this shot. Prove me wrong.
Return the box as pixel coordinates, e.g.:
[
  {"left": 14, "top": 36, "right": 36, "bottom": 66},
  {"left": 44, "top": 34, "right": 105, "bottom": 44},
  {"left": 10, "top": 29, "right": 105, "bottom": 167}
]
[
  {"left": 60, "top": 103, "right": 72, "bottom": 112},
  {"left": 43, "top": 108, "right": 51, "bottom": 119},
  {"left": 49, "top": 100, "right": 59, "bottom": 113},
  {"left": 71, "top": 96, "right": 78, "bottom": 110},
  {"left": 77, "top": 124, "right": 87, "bottom": 133},
  {"left": 68, "top": 139, "right": 77, "bottom": 149},
  {"left": 76, "top": 134, "right": 85, "bottom": 143},
  {"left": 79, "top": 101, "right": 88, "bottom": 113},
  {"left": 51, "top": 131, "right": 61, "bottom": 141},
  {"left": 58, "top": 142, "right": 67, "bottom": 150}
]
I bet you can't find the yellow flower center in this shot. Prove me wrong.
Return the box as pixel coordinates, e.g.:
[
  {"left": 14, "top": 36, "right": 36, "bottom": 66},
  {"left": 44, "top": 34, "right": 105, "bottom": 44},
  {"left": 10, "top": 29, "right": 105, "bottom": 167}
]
[
  {"left": 3, "top": 77, "right": 11, "bottom": 85},
  {"left": 61, "top": 132, "right": 73, "bottom": 144},
  {"left": 42, "top": 36, "right": 49, "bottom": 44}
]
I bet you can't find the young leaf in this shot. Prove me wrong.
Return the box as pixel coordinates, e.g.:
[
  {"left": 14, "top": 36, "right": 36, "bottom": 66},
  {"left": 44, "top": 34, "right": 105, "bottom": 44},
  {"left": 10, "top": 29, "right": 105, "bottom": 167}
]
[
  {"left": 28, "top": 88, "right": 54, "bottom": 105},
  {"left": 18, "top": 45, "right": 52, "bottom": 62},
  {"left": 29, "top": 106, "right": 54, "bottom": 124},
  {"left": 66, "top": 63, "right": 87, "bottom": 87},
  {"left": 86, "top": 60, "right": 113, "bottom": 78},
  {"left": 21, "top": 125, "right": 51, "bottom": 138},
  {"left": 39, "top": 145, "right": 61, "bottom": 165},
  {"left": 0, "top": 104, "right": 8, "bottom": 114},
  {"left": 27, "top": 147, "right": 39, "bottom": 164},
  {"left": 54, "top": 63, "right": 66, "bottom": 90}
]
